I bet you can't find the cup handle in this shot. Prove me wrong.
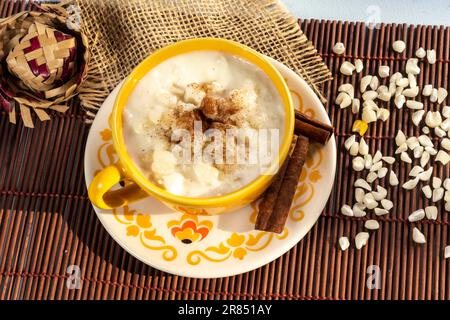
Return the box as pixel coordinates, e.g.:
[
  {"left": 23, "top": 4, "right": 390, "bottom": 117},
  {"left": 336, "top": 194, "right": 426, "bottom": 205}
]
[{"left": 88, "top": 163, "right": 148, "bottom": 209}]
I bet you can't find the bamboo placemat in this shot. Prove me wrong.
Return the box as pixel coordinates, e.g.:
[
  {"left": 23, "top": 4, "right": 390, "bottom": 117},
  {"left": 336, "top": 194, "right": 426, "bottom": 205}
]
[{"left": 0, "top": 1, "right": 449, "bottom": 300}]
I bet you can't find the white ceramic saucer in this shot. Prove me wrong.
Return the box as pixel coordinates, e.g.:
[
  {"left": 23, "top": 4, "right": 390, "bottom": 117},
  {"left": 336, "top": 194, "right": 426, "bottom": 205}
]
[{"left": 84, "top": 57, "right": 336, "bottom": 278}]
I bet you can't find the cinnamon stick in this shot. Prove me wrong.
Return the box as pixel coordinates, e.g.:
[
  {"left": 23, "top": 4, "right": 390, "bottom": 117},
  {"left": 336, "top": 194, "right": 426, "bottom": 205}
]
[
  {"left": 294, "top": 110, "right": 333, "bottom": 145},
  {"left": 256, "top": 135, "right": 309, "bottom": 233},
  {"left": 255, "top": 144, "right": 292, "bottom": 231}
]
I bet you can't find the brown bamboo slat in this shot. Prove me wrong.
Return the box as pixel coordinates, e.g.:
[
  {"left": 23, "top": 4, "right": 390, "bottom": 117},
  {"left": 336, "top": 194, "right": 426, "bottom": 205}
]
[{"left": 0, "top": 0, "right": 448, "bottom": 300}]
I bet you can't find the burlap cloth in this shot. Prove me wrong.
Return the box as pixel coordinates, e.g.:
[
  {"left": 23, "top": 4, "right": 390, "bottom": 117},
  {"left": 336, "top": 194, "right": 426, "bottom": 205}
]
[{"left": 76, "top": 0, "right": 332, "bottom": 119}]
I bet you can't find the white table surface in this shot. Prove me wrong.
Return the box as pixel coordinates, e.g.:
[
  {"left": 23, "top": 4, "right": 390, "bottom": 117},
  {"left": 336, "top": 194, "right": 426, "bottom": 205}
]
[{"left": 283, "top": 0, "right": 450, "bottom": 26}]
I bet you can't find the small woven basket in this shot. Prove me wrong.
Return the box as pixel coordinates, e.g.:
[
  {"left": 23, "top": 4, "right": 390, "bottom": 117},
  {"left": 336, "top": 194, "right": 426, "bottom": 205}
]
[{"left": 0, "top": 2, "right": 89, "bottom": 127}]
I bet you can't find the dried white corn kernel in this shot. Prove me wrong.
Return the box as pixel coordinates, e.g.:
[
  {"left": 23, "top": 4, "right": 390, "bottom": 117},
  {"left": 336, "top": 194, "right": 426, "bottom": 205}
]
[
  {"left": 418, "top": 135, "right": 433, "bottom": 147},
  {"left": 377, "top": 108, "right": 390, "bottom": 121},
  {"left": 411, "top": 110, "right": 425, "bottom": 127},
  {"left": 375, "top": 208, "right": 389, "bottom": 216},
  {"left": 396, "top": 77, "right": 409, "bottom": 88},
  {"left": 382, "top": 156, "right": 395, "bottom": 164},
  {"left": 422, "top": 84, "right": 433, "bottom": 97},
  {"left": 341, "top": 204, "right": 354, "bottom": 216},
  {"left": 395, "top": 130, "right": 406, "bottom": 146},
  {"left": 362, "top": 107, "right": 377, "bottom": 123},
  {"left": 392, "top": 40, "right": 406, "bottom": 53},
  {"left": 400, "top": 152, "right": 412, "bottom": 163},
  {"left": 390, "top": 72, "right": 402, "bottom": 83},
  {"left": 419, "top": 167, "right": 433, "bottom": 181},
  {"left": 369, "top": 161, "right": 383, "bottom": 172},
  {"left": 365, "top": 219, "right": 380, "bottom": 230},
  {"left": 437, "top": 88, "right": 448, "bottom": 104},
  {"left": 355, "top": 232, "right": 370, "bottom": 249},
  {"left": 372, "top": 151, "right": 382, "bottom": 163},
  {"left": 381, "top": 199, "right": 393, "bottom": 211},
  {"left": 377, "top": 92, "right": 391, "bottom": 102},
  {"left": 406, "top": 58, "right": 421, "bottom": 75},
  {"left": 426, "top": 49, "right": 436, "bottom": 64},
  {"left": 442, "top": 106, "right": 450, "bottom": 118},
  {"left": 344, "top": 135, "right": 356, "bottom": 150},
  {"left": 339, "top": 236, "right": 350, "bottom": 251},
  {"left": 369, "top": 76, "right": 379, "bottom": 91},
  {"left": 359, "top": 138, "right": 369, "bottom": 155},
  {"left": 355, "top": 179, "right": 372, "bottom": 191},
  {"left": 336, "top": 92, "right": 348, "bottom": 105},
  {"left": 403, "top": 87, "right": 419, "bottom": 98},
  {"left": 446, "top": 202, "right": 450, "bottom": 212},
  {"left": 445, "top": 246, "right": 450, "bottom": 259},
  {"left": 440, "top": 118, "right": 450, "bottom": 131},
  {"left": 372, "top": 186, "right": 387, "bottom": 201},
  {"left": 436, "top": 150, "right": 450, "bottom": 165},
  {"left": 402, "top": 177, "right": 419, "bottom": 190},
  {"left": 355, "top": 59, "right": 364, "bottom": 73},
  {"left": 425, "top": 146, "right": 437, "bottom": 155},
  {"left": 422, "top": 127, "right": 430, "bottom": 134},
  {"left": 366, "top": 172, "right": 378, "bottom": 183},
  {"left": 352, "top": 156, "right": 365, "bottom": 171},
  {"left": 430, "top": 88, "right": 438, "bottom": 103},
  {"left": 441, "top": 138, "right": 450, "bottom": 151},
  {"left": 432, "top": 177, "right": 442, "bottom": 189},
  {"left": 340, "top": 94, "right": 352, "bottom": 109},
  {"left": 408, "top": 73, "right": 417, "bottom": 88},
  {"left": 377, "top": 85, "right": 388, "bottom": 94},
  {"left": 409, "top": 166, "right": 424, "bottom": 177},
  {"left": 395, "top": 143, "right": 408, "bottom": 154},
  {"left": 364, "top": 154, "right": 373, "bottom": 169},
  {"left": 422, "top": 84, "right": 437, "bottom": 97},
  {"left": 378, "top": 167, "right": 388, "bottom": 179},
  {"left": 408, "top": 209, "right": 425, "bottom": 222},
  {"left": 406, "top": 100, "right": 423, "bottom": 110},
  {"left": 445, "top": 190, "right": 450, "bottom": 202},
  {"left": 340, "top": 61, "right": 356, "bottom": 76},
  {"left": 412, "top": 227, "right": 426, "bottom": 244},
  {"left": 378, "top": 66, "right": 390, "bottom": 78},
  {"left": 363, "top": 100, "right": 378, "bottom": 111},
  {"left": 355, "top": 188, "right": 365, "bottom": 203},
  {"left": 338, "top": 83, "right": 355, "bottom": 97},
  {"left": 389, "top": 171, "right": 399, "bottom": 186},
  {"left": 420, "top": 152, "right": 430, "bottom": 167},
  {"left": 422, "top": 185, "right": 432, "bottom": 199},
  {"left": 349, "top": 141, "right": 359, "bottom": 156},
  {"left": 353, "top": 204, "right": 367, "bottom": 217},
  {"left": 435, "top": 127, "right": 446, "bottom": 138},
  {"left": 360, "top": 75, "right": 372, "bottom": 93},
  {"left": 444, "top": 178, "right": 450, "bottom": 190},
  {"left": 406, "top": 137, "right": 420, "bottom": 150},
  {"left": 363, "top": 198, "right": 378, "bottom": 210},
  {"left": 413, "top": 146, "right": 424, "bottom": 158},
  {"left": 425, "top": 206, "right": 438, "bottom": 220},
  {"left": 415, "top": 47, "right": 426, "bottom": 59},
  {"left": 432, "top": 187, "right": 444, "bottom": 202},
  {"left": 394, "top": 95, "right": 406, "bottom": 109},
  {"left": 333, "top": 42, "right": 346, "bottom": 55},
  {"left": 425, "top": 111, "right": 442, "bottom": 128},
  {"left": 352, "top": 98, "right": 360, "bottom": 114},
  {"left": 392, "top": 83, "right": 400, "bottom": 96},
  {"left": 362, "top": 90, "right": 378, "bottom": 101}
]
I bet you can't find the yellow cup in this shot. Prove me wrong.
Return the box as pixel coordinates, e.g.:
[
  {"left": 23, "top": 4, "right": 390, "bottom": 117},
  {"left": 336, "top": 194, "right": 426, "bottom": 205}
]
[{"left": 88, "top": 38, "right": 294, "bottom": 215}]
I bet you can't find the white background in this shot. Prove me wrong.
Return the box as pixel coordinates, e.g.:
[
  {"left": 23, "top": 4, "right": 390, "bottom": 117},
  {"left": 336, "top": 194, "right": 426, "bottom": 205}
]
[{"left": 283, "top": 0, "right": 450, "bottom": 26}]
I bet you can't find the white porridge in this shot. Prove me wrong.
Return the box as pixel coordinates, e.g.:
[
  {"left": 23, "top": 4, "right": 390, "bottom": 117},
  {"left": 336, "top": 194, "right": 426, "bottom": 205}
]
[{"left": 123, "top": 51, "right": 285, "bottom": 197}]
